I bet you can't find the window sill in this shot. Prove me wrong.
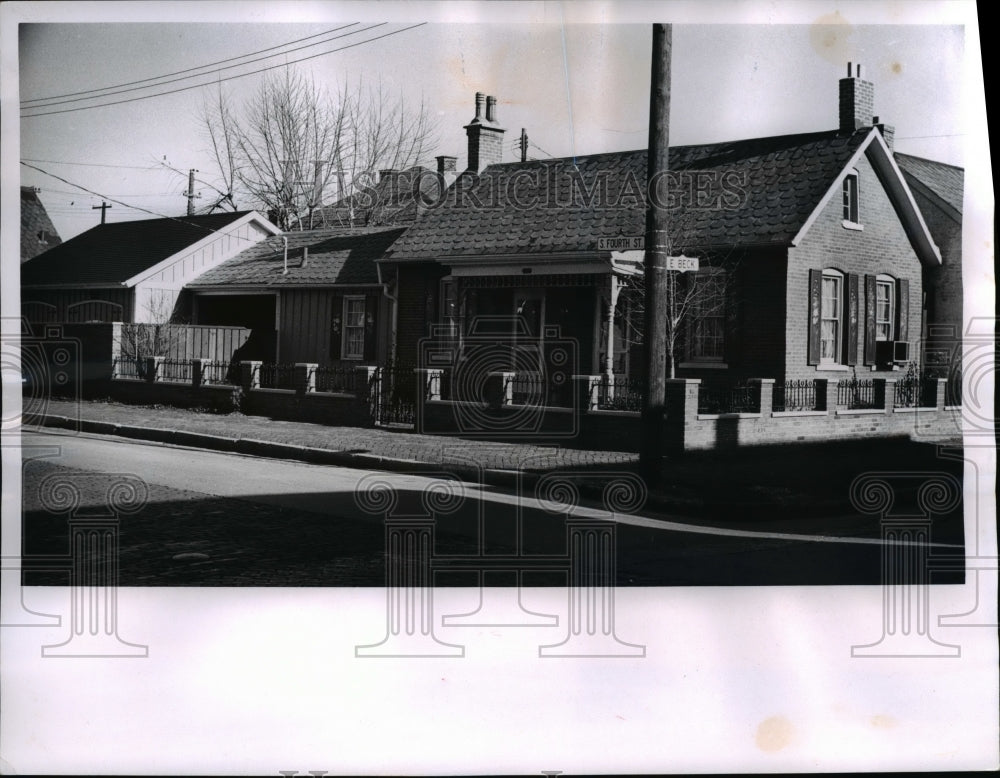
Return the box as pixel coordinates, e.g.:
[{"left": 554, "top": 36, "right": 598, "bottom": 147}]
[
  {"left": 814, "top": 363, "right": 851, "bottom": 372},
  {"left": 679, "top": 361, "right": 729, "bottom": 370},
  {"left": 842, "top": 220, "right": 864, "bottom": 231},
  {"left": 697, "top": 412, "right": 761, "bottom": 420}
]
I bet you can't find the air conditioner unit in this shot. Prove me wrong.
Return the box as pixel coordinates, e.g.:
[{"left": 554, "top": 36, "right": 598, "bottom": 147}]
[{"left": 875, "top": 340, "right": 909, "bottom": 367}]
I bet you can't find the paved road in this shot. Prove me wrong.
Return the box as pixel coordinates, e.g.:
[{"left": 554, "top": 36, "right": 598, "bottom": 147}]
[{"left": 20, "top": 429, "right": 964, "bottom": 586}]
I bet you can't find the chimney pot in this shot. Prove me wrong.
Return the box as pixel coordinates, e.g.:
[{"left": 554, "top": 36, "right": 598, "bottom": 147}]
[
  {"left": 486, "top": 95, "right": 498, "bottom": 123},
  {"left": 473, "top": 92, "right": 485, "bottom": 123}
]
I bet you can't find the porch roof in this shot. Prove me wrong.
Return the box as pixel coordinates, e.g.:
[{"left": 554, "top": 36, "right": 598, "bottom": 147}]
[
  {"left": 387, "top": 129, "right": 871, "bottom": 262},
  {"left": 187, "top": 226, "right": 406, "bottom": 288}
]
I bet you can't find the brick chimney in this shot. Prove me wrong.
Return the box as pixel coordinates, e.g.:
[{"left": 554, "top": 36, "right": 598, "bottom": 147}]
[
  {"left": 436, "top": 155, "right": 457, "bottom": 175},
  {"left": 464, "top": 92, "right": 506, "bottom": 173},
  {"left": 839, "top": 62, "right": 874, "bottom": 133}
]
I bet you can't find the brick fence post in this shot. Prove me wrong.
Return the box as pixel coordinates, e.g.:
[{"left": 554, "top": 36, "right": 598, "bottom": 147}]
[
  {"left": 294, "top": 363, "right": 317, "bottom": 395},
  {"left": 935, "top": 377, "right": 947, "bottom": 409},
  {"left": 749, "top": 378, "right": 774, "bottom": 414},
  {"left": 110, "top": 322, "right": 122, "bottom": 379},
  {"left": 486, "top": 371, "right": 515, "bottom": 408},
  {"left": 874, "top": 378, "right": 895, "bottom": 414},
  {"left": 240, "top": 360, "right": 261, "bottom": 391},
  {"left": 191, "top": 358, "right": 206, "bottom": 388},
  {"left": 571, "top": 375, "right": 602, "bottom": 412},
  {"left": 664, "top": 378, "right": 700, "bottom": 453},
  {"left": 415, "top": 368, "right": 443, "bottom": 401},
  {"left": 144, "top": 356, "right": 163, "bottom": 383}
]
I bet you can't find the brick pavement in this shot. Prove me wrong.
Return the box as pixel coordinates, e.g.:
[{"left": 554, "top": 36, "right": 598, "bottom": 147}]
[{"left": 34, "top": 398, "right": 637, "bottom": 472}]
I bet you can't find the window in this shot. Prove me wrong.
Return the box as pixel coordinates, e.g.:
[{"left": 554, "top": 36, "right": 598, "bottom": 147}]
[
  {"left": 687, "top": 270, "right": 726, "bottom": 361},
  {"left": 820, "top": 270, "right": 843, "bottom": 362},
  {"left": 875, "top": 277, "right": 895, "bottom": 341},
  {"left": 342, "top": 296, "right": 366, "bottom": 359},
  {"left": 842, "top": 171, "right": 860, "bottom": 224}
]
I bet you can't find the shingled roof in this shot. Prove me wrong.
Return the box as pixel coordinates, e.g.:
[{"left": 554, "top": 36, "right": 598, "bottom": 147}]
[
  {"left": 387, "top": 129, "right": 872, "bottom": 261},
  {"left": 20, "top": 211, "right": 254, "bottom": 287},
  {"left": 894, "top": 152, "right": 964, "bottom": 215},
  {"left": 20, "top": 187, "right": 62, "bottom": 263},
  {"left": 309, "top": 166, "right": 437, "bottom": 229},
  {"left": 188, "top": 227, "right": 406, "bottom": 288}
]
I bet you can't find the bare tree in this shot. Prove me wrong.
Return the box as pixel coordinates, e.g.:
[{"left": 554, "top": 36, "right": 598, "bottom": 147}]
[
  {"left": 619, "top": 223, "right": 739, "bottom": 378},
  {"left": 195, "top": 68, "right": 437, "bottom": 230}
]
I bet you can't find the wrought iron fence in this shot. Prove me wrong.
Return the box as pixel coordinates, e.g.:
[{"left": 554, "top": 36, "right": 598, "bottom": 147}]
[
  {"left": 772, "top": 379, "right": 819, "bottom": 412},
  {"left": 837, "top": 378, "right": 877, "bottom": 409},
  {"left": 258, "top": 363, "right": 296, "bottom": 390},
  {"left": 112, "top": 356, "right": 144, "bottom": 380},
  {"left": 596, "top": 375, "right": 643, "bottom": 412},
  {"left": 314, "top": 365, "right": 358, "bottom": 394},
  {"left": 509, "top": 372, "right": 574, "bottom": 408},
  {"left": 158, "top": 358, "right": 192, "bottom": 383},
  {"left": 893, "top": 375, "right": 936, "bottom": 408},
  {"left": 201, "top": 360, "right": 235, "bottom": 385},
  {"left": 698, "top": 381, "right": 758, "bottom": 415},
  {"left": 372, "top": 363, "right": 416, "bottom": 425}
]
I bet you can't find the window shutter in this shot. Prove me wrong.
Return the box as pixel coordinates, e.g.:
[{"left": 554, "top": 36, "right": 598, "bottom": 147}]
[
  {"left": 863, "top": 274, "right": 877, "bottom": 365},
  {"left": 363, "top": 293, "right": 378, "bottom": 362},
  {"left": 846, "top": 273, "right": 860, "bottom": 366},
  {"left": 330, "top": 294, "right": 343, "bottom": 360},
  {"left": 807, "top": 269, "right": 822, "bottom": 365},
  {"left": 896, "top": 278, "right": 909, "bottom": 343}
]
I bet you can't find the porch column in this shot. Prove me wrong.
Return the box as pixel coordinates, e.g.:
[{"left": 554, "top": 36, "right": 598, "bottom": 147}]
[{"left": 604, "top": 274, "right": 621, "bottom": 383}]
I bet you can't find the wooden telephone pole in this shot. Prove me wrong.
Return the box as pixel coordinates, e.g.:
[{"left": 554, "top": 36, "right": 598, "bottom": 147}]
[
  {"left": 640, "top": 23, "right": 672, "bottom": 485},
  {"left": 92, "top": 201, "right": 112, "bottom": 224}
]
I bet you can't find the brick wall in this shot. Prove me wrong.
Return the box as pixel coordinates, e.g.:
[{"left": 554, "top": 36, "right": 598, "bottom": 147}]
[
  {"left": 912, "top": 187, "right": 963, "bottom": 355},
  {"left": 786, "top": 153, "right": 924, "bottom": 381}
]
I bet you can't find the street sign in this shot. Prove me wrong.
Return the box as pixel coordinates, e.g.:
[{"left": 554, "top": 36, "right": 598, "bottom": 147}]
[
  {"left": 665, "top": 255, "right": 699, "bottom": 272},
  {"left": 598, "top": 236, "right": 645, "bottom": 251}
]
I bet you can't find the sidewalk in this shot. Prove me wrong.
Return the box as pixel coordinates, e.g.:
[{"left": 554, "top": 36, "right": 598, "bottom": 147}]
[{"left": 22, "top": 398, "right": 962, "bottom": 522}]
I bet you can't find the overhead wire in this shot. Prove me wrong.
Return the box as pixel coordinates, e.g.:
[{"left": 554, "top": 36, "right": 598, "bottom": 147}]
[
  {"left": 22, "top": 23, "right": 382, "bottom": 110},
  {"left": 21, "top": 23, "right": 428, "bottom": 118},
  {"left": 21, "top": 23, "right": 361, "bottom": 104}
]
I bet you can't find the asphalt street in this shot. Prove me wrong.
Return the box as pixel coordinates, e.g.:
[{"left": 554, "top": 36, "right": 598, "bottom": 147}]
[{"left": 19, "top": 429, "right": 965, "bottom": 586}]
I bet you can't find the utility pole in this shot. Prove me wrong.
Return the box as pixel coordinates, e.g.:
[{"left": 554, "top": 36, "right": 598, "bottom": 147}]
[
  {"left": 92, "top": 201, "right": 112, "bottom": 224},
  {"left": 520, "top": 128, "right": 528, "bottom": 162},
  {"left": 640, "top": 23, "right": 672, "bottom": 486},
  {"left": 185, "top": 169, "right": 201, "bottom": 216}
]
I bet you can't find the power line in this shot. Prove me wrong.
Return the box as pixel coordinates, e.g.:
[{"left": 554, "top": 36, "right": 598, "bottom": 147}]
[
  {"left": 21, "top": 23, "right": 428, "bottom": 119},
  {"left": 20, "top": 161, "right": 262, "bottom": 240},
  {"left": 23, "top": 23, "right": 381, "bottom": 110},
  {"left": 21, "top": 157, "right": 162, "bottom": 170},
  {"left": 21, "top": 23, "right": 360, "bottom": 104}
]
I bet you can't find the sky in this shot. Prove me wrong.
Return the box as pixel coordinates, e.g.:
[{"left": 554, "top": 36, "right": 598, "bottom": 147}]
[{"left": 6, "top": 2, "right": 979, "bottom": 241}]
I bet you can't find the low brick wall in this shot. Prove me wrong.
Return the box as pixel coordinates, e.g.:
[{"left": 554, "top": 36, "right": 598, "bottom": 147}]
[
  {"left": 666, "top": 377, "right": 962, "bottom": 451},
  {"left": 242, "top": 388, "right": 369, "bottom": 427},
  {"left": 108, "top": 377, "right": 239, "bottom": 412}
]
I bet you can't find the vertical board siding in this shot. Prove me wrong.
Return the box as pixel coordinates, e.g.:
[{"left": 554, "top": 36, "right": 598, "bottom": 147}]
[{"left": 279, "top": 289, "right": 334, "bottom": 365}]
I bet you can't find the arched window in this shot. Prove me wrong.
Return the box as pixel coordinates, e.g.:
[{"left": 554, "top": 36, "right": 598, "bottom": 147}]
[{"left": 842, "top": 169, "right": 860, "bottom": 224}]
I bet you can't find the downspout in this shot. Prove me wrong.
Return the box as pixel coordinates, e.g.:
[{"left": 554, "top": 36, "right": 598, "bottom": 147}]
[
  {"left": 376, "top": 261, "right": 398, "bottom": 364},
  {"left": 282, "top": 236, "right": 289, "bottom": 275}
]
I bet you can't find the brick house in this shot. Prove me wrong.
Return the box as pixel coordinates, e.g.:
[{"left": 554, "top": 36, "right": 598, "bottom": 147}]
[
  {"left": 20, "top": 211, "right": 279, "bottom": 325},
  {"left": 20, "top": 186, "right": 62, "bottom": 263},
  {"left": 185, "top": 226, "right": 404, "bottom": 365},
  {"left": 380, "top": 68, "right": 945, "bottom": 391}
]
